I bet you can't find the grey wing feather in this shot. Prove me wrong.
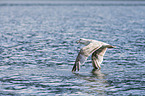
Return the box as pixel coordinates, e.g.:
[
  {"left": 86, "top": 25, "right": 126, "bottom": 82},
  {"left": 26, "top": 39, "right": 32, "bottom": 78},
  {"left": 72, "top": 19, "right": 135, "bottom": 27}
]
[
  {"left": 72, "top": 49, "right": 87, "bottom": 72},
  {"left": 91, "top": 47, "right": 107, "bottom": 69}
]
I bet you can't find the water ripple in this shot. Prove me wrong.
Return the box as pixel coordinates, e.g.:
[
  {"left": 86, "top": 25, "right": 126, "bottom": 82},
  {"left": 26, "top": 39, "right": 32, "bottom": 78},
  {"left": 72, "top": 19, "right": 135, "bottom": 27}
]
[{"left": 0, "top": 1, "right": 145, "bottom": 95}]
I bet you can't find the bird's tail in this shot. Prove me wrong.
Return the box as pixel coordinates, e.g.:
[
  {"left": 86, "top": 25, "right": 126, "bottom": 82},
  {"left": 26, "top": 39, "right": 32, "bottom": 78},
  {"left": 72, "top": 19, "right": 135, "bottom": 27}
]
[{"left": 106, "top": 45, "right": 116, "bottom": 48}]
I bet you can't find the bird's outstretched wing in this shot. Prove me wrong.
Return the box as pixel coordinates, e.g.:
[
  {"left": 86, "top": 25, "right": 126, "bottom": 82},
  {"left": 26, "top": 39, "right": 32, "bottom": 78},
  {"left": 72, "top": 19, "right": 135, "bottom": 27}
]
[
  {"left": 72, "top": 49, "right": 87, "bottom": 72},
  {"left": 91, "top": 44, "right": 115, "bottom": 69},
  {"left": 72, "top": 43, "right": 102, "bottom": 72},
  {"left": 91, "top": 46, "right": 107, "bottom": 69}
]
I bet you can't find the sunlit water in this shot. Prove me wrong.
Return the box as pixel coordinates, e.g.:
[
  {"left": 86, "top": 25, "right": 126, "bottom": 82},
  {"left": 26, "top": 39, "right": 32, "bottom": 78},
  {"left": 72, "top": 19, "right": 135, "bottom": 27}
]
[{"left": 0, "top": 1, "right": 145, "bottom": 95}]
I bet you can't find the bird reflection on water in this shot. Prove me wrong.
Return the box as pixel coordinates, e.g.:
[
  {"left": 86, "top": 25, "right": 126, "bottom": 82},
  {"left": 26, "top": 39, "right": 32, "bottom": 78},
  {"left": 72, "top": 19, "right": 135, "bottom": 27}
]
[{"left": 73, "top": 69, "right": 109, "bottom": 95}]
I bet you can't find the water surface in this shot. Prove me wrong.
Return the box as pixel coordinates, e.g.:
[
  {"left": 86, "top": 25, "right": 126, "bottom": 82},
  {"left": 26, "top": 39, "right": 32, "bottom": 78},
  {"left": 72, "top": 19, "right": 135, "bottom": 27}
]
[{"left": 0, "top": 1, "right": 145, "bottom": 95}]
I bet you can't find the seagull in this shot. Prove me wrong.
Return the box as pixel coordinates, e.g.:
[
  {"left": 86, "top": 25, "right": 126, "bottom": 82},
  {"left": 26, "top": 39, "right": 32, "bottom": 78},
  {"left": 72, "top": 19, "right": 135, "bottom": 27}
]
[{"left": 72, "top": 38, "right": 116, "bottom": 72}]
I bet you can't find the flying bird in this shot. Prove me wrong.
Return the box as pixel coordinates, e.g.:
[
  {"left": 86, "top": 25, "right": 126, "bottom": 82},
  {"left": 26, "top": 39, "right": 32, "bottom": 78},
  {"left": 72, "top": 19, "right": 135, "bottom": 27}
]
[{"left": 72, "top": 38, "right": 115, "bottom": 72}]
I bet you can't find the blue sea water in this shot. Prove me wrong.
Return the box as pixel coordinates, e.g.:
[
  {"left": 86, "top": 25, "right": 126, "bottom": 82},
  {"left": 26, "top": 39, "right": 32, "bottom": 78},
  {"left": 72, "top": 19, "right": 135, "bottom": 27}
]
[{"left": 0, "top": 1, "right": 145, "bottom": 95}]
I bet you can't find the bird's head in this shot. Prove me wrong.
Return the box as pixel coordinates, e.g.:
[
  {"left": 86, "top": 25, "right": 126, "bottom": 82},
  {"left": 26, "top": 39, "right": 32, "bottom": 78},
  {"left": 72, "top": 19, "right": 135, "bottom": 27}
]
[{"left": 76, "top": 38, "right": 92, "bottom": 45}]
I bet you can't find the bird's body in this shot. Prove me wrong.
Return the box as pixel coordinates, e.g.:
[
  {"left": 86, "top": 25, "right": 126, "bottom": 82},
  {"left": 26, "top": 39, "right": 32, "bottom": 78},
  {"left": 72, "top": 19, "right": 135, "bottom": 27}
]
[{"left": 72, "top": 38, "right": 115, "bottom": 72}]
